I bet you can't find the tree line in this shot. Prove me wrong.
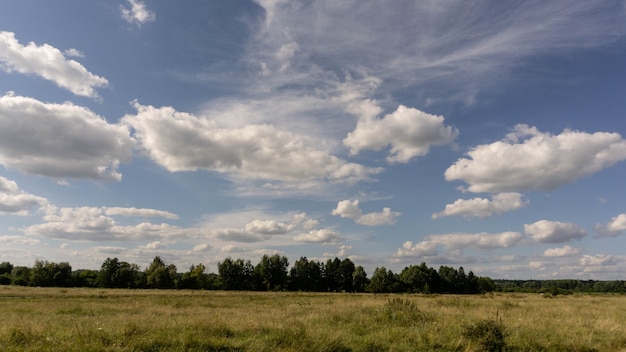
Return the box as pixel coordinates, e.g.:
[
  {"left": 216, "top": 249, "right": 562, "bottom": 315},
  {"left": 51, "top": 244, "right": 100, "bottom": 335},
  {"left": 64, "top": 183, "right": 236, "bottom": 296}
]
[
  {"left": 0, "top": 255, "right": 501, "bottom": 293},
  {"left": 3, "top": 257, "right": 625, "bottom": 294}
]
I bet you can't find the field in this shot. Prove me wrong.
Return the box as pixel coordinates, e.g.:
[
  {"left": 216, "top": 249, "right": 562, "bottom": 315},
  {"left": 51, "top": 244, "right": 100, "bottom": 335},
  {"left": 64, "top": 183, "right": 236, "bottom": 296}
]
[{"left": 1, "top": 286, "right": 626, "bottom": 351}]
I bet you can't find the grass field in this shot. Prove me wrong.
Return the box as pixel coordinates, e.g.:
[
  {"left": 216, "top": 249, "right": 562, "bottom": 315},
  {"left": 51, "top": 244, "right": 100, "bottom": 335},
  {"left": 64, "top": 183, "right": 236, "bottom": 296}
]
[{"left": 1, "top": 286, "right": 625, "bottom": 351}]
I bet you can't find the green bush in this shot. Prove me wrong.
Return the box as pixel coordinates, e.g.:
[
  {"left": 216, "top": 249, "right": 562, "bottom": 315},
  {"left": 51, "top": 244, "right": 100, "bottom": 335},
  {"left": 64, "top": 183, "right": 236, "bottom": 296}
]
[{"left": 463, "top": 318, "right": 507, "bottom": 352}]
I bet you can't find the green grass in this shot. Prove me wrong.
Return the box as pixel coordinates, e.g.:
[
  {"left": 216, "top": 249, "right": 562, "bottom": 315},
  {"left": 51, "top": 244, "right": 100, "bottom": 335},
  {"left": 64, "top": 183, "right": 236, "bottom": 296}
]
[{"left": 1, "top": 286, "right": 626, "bottom": 351}]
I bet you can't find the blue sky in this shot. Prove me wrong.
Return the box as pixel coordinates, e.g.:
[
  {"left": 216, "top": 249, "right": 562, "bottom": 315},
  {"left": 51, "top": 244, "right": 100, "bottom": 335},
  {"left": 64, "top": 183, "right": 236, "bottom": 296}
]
[{"left": 1, "top": 0, "right": 626, "bottom": 279}]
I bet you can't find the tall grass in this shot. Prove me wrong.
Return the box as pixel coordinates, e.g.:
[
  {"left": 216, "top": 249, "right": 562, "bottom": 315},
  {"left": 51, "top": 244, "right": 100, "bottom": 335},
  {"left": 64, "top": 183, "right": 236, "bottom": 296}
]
[{"left": 1, "top": 286, "right": 625, "bottom": 351}]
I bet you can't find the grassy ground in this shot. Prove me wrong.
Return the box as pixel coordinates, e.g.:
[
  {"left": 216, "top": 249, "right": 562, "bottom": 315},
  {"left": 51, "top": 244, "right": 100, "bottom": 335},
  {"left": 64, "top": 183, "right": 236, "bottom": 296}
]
[{"left": 1, "top": 286, "right": 625, "bottom": 351}]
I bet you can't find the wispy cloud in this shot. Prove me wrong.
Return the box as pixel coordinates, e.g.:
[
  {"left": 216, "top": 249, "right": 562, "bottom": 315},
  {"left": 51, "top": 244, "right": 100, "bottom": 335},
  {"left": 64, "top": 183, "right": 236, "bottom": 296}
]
[{"left": 120, "top": 0, "right": 155, "bottom": 26}]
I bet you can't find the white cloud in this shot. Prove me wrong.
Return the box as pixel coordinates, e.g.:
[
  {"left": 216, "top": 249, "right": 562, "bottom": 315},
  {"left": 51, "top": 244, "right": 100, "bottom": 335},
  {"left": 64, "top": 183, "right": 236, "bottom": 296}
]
[
  {"left": 344, "top": 105, "right": 458, "bottom": 163},
  {"left": 247, "top": 1, "right": 626, "bottom": 110},
  {"left": 145, "top": 241, "right": 164, "bottom": 250},
  {"left": 244, "top": 219, "right": 295, "bottom": 234},
  {"left": 543, "top": 245, "right": 581, "bottom": 257},
  {"left": 123, "top": 101, "right": 380, "bottom": 187},
  {"left": 293, "top": 228, "right": 342, "bottom": 244},
  {"left": 580, "top": 254, "right": 621, "bottom": 266},
  {"left": 445, "top": 125, "right": 626, "bottom": 193},
  {"left": 192, "top": 243, "right": 211, "bottom": 252},
  {"left": 0, "top": 31, "right": 108, "bottom": 98},
  {"left": 394, "top": 231, "right": 523, "bottom": 258},
  {"left": 22, "top": 206, "right": 187, "bottom": 242},
  {"left": 120, "top": 0, "right": 155, "bottom": 26},
  {"left": 331, "top": 199, "right": 400, "bottom": 226},
  {"left": 104, "top": 207, "right": 179, "bottom": 220},
  {"left": 62, "top": 48, "right": 85, "bottom": 58},
  {"left": 524, "top": 220, "right": 586, "bottom": 243},
  {"left": 432, "top": 192, "right": 527, "bottom": 219},
  {"left": 0, "top": 94, "right": 133, "bottom": 181},
  {"left": 595, "top": 213, "right": 626, "bottom": 238},
  {"left": 0, "top": 235, "right": 41, "bottom": 245},
  {"left": 0, "top": 176, "right": 48, "bottom": 216}
]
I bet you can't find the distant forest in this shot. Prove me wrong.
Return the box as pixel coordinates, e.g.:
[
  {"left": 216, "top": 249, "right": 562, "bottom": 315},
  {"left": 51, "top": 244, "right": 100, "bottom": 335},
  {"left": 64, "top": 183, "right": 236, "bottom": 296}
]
[{"left": 1, "top": 255, "right": 624, "bottom": 294}]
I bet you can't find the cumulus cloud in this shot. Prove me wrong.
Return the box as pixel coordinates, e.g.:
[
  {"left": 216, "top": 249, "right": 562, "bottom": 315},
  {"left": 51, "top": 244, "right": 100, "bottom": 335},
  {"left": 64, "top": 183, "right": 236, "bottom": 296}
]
[
  {"left": 22, "top": 206, "right": 186, "bottom": 241},
  {"left": 543, "top": 245, "right": 581, "bottom": 257},
  {"left": 432, "top": 192, "right": 527, "bottom": 219},
  {"left": 120, "top": 0, "right": 155, "bottom": 26},
  {"left": 192, "top": 243, "right": 211, "bottom": 252},
  {"left": 123, "top": 101, "right": 379, "bottom": 186},
  {"left": 445, "top": 125, "right": 626, "bottom": 193},
  {"left": 0, "top": 235, "right": 41, "bottom": 245},
  {"left": 580, "top": 254, "right": 621, "bottom": 266},
  {"left": 394, "top": 232, "right": 523, "bottom": 257},
  {"left": 0, "top": 94, "right": 133, "bottom": 181},
  {"left": 0, "top": 176, "right": 48, "bottom": 216},
  {"left": 104, "top": 207, "right": 179, "bottom": 220},
  {"left": 209, "top": 218, "right": 298, "bottom": 243},
  {"left": 0, "top": 31, "right": 108, "bottom": 98},
  {"left": 524, "top": 220, "right": 586, "bottom": 243},
  {"left": 331, "top": 199, "right": 400, "bottom": 226},
  {"left": 293, "top": 228, "right": 342, "bottom": 244},
  {"left": 344, "top": 105, "right": 458, "bottom": 163},
  {"left": 595, "top": 213, "right": 626, "bottom": 238}
]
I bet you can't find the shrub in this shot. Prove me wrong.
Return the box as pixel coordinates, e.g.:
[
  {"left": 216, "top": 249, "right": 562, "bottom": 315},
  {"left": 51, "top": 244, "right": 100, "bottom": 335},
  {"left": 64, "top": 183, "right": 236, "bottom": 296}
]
[{"left": 463, "top": 318, "right": 507, "bottom": 352}]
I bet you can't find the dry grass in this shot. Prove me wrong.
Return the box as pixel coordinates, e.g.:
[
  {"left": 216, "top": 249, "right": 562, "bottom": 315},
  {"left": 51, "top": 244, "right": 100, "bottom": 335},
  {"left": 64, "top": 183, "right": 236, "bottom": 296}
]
[{"left": 1, "top": 286, "right": 625, "bottom": 351}]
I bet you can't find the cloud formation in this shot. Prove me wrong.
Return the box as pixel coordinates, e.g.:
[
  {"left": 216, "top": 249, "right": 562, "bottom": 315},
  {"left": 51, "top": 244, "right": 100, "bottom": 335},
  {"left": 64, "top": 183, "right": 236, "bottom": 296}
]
[
  {"left": 543, "top": 245, "right": 581, "bottom": 258},
  {"left": 120, "top": 0, "right": 155, "bottom": 26},
  {"left": 123, "top": 101, "right": 380, "bottom": 186},
  {"left": 344, "top": 105, "right": 458, "bottom": 163},
  {"left": 22, "top": 206, "right": 185, "bottom": 242},
  {"left": 433, "top": 192, "right": 527, "bottom": 219},
  {"left": 104, "top": 207, "right": 179, "bottom": 220},
  {"left": 524, "top": 220, "right": 586, "bottom": 243},
  {"left": 394, "top": 231, "right": 523, "bottom": 258},
  {"left": 445, "top": 125, "right": 626, "bottom": 193},
  {"left": 0, "top": 176, "right": 48, "bottom": 216},
  {"left": 332, "top": 200, "right": 400, "bottom": 226},
  {"left": 293, "top": 229, "right": 342, "bottom": 244},
  {"left": 0, "top": 31, "right": 108, "bottom": 98},
  {"left": 0, "top": 94, "right": 133, "bottom": 181},
  {"left": 595, "top": 213, "right": 626, "bottom": 238}
]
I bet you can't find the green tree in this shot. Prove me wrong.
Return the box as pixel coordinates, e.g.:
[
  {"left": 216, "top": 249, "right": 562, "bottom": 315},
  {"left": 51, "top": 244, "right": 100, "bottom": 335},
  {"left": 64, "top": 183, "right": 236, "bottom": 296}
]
[
  {"left": 180, "top": 263, "right": 210, "bottom": 290},
  {"left": 255, "top": 254, "right": 289, "bottom": 291},
  {"left": 367, "top": 267, "right": 398, "bottom": 293},
  {"left": 145, "top": 256, "right": 177, "bottom": 289},
  {"left": 352, "top": 265, "right": 368, "bottom": 292},
  {"left": 218, "top": 257, "right": 254, "bottom": 290},
  {"left": 289, "top": 257, "right": 322, "bottom": 291},
  {"left": 10, "top": 266, "right": 30, "bottom": 286}
]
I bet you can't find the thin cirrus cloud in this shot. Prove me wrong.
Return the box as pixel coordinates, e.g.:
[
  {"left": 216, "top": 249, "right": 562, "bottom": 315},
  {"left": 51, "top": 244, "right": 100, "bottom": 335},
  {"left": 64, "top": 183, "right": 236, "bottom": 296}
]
[
  {"left": 0, "top": 31, "right": 108, "bottom": 99},
  {"left": 0, "top": 176, "right": 48, "bottom": 216},
  {"left": 444, "top": 125, "right": 626, "bottom": 193},
  {"left": 122, "top": 101, "right": 381, "bottom": 187},
  {"left": 249, "top": 1, "right": 626, "bottom": 105},
  {"left": 0, "top": 93, "right": 134, "bottom": 181},
  {"left": 120, "top": 0, "right": 156, "bottom": 26},
  {"left": 432, "top": 192, "right": 528, "bottom": 219},
  {"left": 331, "top": 199, "right": 400, "bottom": 226}
]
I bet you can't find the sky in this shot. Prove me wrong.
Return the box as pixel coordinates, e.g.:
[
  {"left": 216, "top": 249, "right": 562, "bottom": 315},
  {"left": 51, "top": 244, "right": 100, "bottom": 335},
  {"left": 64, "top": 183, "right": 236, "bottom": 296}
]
[{"left": 1, "top": 0, "right": 626, "bottom": 280}]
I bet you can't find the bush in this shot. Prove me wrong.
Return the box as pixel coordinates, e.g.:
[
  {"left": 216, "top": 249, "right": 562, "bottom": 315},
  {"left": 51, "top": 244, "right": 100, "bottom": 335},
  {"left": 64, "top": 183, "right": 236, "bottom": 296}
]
[{"left": 463, "top": 318, "right": 507, "bottom": 352}]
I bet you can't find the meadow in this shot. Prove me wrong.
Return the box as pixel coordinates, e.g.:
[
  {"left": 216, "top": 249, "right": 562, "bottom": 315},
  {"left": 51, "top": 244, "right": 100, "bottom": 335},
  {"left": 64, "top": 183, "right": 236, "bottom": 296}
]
[{"left": 1, "top": 286, "right": 625, "bottom": 351}]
